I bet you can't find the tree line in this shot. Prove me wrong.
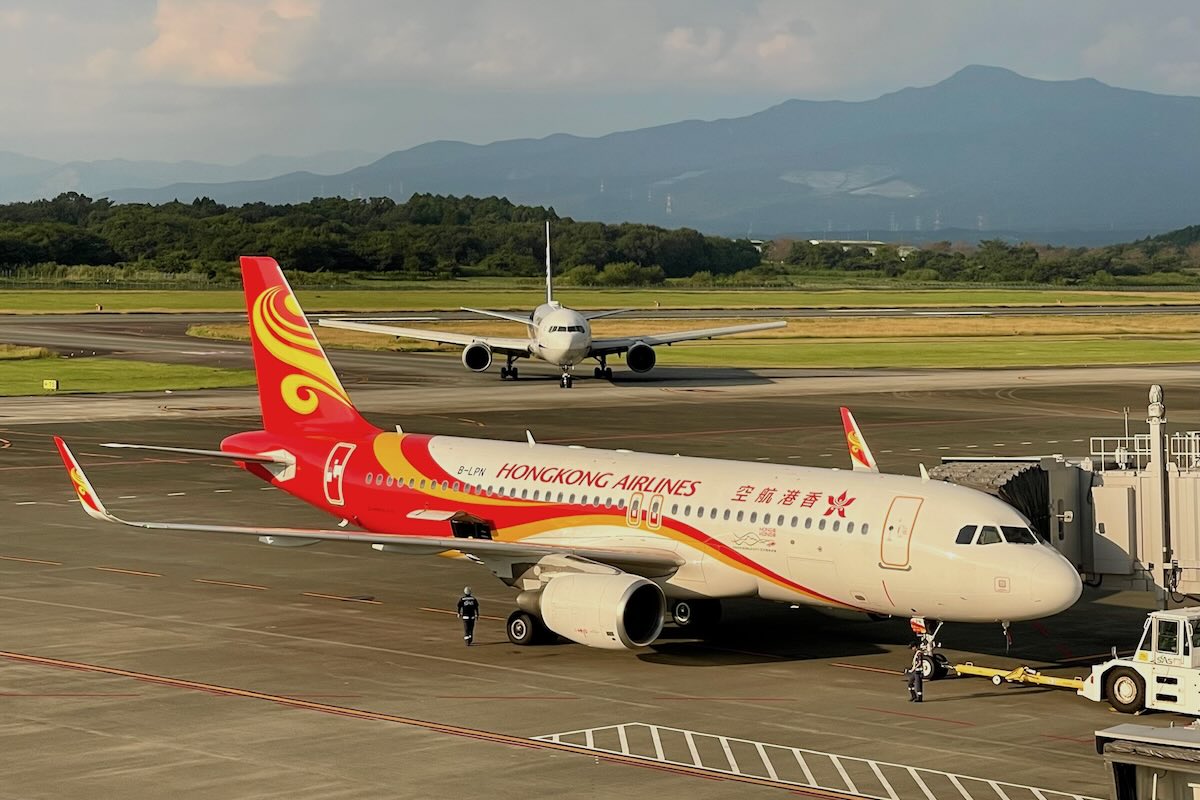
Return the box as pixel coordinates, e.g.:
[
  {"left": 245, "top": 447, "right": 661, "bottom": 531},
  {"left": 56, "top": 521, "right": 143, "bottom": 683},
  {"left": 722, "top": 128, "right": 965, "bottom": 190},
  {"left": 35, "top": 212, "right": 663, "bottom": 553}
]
[{"left": 0, "top": 193, "right": 760, "bottom": 284}]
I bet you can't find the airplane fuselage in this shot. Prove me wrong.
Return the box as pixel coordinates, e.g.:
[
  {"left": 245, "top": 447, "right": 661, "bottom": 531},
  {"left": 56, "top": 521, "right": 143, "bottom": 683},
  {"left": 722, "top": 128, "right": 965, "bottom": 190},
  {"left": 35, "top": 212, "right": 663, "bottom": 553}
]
[
  {"left": 529, "top": 302, "right": 592, "bottom": 369},
  {"left": 225, "top": 427, "right": 1083, "bottom": 624}
]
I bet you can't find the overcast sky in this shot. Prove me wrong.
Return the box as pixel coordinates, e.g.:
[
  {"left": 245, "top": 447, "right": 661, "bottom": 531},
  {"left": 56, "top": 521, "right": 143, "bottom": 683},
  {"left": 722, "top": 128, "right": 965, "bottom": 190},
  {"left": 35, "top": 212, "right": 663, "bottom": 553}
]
[{"left": 3, "top": 1, "right": 1199, "bottom": 164}]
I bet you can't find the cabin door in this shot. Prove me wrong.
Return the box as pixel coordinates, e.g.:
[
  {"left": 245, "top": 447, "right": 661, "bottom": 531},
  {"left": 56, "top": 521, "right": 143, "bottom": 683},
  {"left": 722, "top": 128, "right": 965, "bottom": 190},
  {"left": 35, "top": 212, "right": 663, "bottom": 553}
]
[{"left": 879, "top": 496, "right": 924, "bottom": 570}]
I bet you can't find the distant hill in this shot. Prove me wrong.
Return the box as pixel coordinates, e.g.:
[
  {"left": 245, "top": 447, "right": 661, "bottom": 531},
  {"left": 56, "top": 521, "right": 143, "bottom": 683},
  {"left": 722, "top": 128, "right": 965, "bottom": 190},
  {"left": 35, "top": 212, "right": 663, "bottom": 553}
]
[
  {"left": 102, "top": 66, "right": 1200, "bottom": 244},
  {"left": 0, "top": 150, "right": 380, "bottom": 204}
]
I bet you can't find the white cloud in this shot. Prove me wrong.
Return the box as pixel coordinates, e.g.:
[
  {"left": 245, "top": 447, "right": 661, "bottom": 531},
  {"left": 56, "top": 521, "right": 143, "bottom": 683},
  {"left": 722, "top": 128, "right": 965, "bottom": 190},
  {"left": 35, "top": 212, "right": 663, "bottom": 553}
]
[{"left": 137, "top": 0, "right": 319, "bottom": 86}]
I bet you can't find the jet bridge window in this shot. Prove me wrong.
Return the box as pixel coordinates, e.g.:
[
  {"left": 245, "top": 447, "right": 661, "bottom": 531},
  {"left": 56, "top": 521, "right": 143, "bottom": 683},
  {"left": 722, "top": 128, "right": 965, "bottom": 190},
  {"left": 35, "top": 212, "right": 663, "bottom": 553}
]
[
  {"left": 977, "top": 526, "right": 1002, "bottom": 545},
  {"left": 955, "top": 525, "right": 976, "bottom": 545}
]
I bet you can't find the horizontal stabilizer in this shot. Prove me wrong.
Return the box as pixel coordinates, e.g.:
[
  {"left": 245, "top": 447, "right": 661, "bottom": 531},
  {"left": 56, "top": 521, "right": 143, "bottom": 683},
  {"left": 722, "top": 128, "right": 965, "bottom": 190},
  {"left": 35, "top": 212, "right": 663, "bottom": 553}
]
[
  {"left": 460, "top": 307, "right": 533, "bottom": 325},
  {"left": 582, "top": 308, "right": 635, "bottom": 321},
  {"left": 101, "top": 443, "right": 291, "bottom": 464}
]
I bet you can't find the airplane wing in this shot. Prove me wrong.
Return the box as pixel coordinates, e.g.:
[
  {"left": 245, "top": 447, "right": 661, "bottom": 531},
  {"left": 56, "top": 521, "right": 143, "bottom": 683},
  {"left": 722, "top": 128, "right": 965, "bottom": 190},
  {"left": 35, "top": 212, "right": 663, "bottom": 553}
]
[
  {"left": 840, "top": 407, "right": 879, "bottom": 473},
  {"left": 56, "top": 438, "right": 681, "bottom": 577},
  {"left": 460, "top": 307, "right": 533, "bottom": 325},
  {"left": 590, "top": 320, "right": 787, "bottom": 356},
  {"left": 317, "top": 318, "right": 532, "bottom": 356}
]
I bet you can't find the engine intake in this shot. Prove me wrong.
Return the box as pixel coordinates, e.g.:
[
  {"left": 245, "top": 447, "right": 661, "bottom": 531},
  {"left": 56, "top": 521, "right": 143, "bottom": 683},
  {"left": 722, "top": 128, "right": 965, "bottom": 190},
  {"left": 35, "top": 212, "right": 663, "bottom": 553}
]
[
  {"left": 539, "top": 573, "right": 665, "bottom": 650},
  {"left": 461, "top": 342, "right": 493, "bottom": 372},
  {"left": 626, "top": 342, "right": 657, "bottom": 373}
]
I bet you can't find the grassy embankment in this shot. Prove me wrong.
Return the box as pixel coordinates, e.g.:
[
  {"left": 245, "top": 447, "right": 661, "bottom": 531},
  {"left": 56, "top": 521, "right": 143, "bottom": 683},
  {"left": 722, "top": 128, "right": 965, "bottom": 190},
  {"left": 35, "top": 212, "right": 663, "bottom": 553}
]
[
  {"left": 0, "top": 344, "right": 254, "bottom": 396},
  {"left": 189, "top": 314, "right": 1200, "bottom": 369},
  {"left": 5, "top": 286, "right": 1200, "bottom": 313}
]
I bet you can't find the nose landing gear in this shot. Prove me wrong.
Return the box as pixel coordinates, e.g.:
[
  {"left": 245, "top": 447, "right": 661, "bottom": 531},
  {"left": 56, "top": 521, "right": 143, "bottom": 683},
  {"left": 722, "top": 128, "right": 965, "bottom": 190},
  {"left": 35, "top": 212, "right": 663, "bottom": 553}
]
[
  {"left": 559, "top": 369, "right": 574, "bottom": 388},
  {"left": 910, "top": 616, "right": 950, "bottom": 680}
]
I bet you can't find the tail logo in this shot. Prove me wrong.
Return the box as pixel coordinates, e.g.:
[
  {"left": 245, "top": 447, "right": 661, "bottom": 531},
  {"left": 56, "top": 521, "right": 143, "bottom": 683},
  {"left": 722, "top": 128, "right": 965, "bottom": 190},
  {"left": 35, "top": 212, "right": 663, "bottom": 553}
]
[
  {"left": 846, "top": 430, "right": 870, "bottom": 468},
  {"left": 68, "top": 466, "right": 96, "bottom": 512},
  {"left": 252, "top": 286, "right": 352, "bottom": 417}
]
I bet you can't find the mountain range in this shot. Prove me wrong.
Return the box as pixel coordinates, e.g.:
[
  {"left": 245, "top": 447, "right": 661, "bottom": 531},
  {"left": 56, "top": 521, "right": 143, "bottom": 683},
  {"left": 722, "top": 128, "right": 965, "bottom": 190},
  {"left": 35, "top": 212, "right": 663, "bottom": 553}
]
[{"left": 9, "top": 66, "right": 1200, "bottom": 244}]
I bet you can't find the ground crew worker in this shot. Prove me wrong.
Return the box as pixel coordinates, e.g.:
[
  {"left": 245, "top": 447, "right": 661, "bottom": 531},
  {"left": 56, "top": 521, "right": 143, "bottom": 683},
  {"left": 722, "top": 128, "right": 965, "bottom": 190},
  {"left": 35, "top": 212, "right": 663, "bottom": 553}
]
[
  {"left": 906, "top": 642, "right": 924, "bottom": 703},
  {"left": 457, "top": 587, "right": 479, "bottom": 646}
]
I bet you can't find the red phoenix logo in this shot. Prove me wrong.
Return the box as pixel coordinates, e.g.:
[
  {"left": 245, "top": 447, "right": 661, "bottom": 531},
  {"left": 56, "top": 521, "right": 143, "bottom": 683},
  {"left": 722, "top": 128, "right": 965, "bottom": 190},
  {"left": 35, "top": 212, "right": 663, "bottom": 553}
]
[{"left": 824, "top": 491, "right": 855, "bottom": 517}]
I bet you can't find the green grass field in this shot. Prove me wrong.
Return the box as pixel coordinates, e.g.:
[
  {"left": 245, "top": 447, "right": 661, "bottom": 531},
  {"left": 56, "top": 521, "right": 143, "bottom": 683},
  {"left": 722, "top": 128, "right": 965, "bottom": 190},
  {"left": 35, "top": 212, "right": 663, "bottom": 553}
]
[
  {"left": 0, "top": 357, "right": 256, "bottom": 396},
  {"left": 5, "top": 285, "right": 1200, "bottom": 313},
  {"left": 656, "top": 336, "right": 1198, "bottom": 368}
]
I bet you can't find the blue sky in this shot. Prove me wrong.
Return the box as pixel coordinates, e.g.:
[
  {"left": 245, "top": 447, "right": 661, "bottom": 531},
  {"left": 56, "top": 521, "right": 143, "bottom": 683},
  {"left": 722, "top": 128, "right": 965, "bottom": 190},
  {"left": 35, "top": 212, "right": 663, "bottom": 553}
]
[{"left": 3, "top": 1, "right": 1199, "bottom": 163}]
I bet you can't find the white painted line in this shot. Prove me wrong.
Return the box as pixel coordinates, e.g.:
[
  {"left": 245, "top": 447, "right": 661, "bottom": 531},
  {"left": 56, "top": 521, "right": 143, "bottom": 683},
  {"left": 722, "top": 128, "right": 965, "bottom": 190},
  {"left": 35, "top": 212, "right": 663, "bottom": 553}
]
[
  {"left": 719, "top": 736, "right": 738, "bottom": 774},
  {"left": 684, "top": 731, "right": 702, "bottom": 768},
  {"left": 966, "top": 444, "right": 978, "bottom": 448},
  {"left": 908, "top": 448, "right": 921, "bottom": 452},
  {"left": 818, "top": 453, "right": 833, "bottom": 457},
  {"left": 990, "top": 779, "right": 1013, "bottom": 800},
  {"left": 15, "top": 501, "right": 37, "bottom": 506},
  {"left": 118, "top": 495, "right": 138, "bottom": 499},
  {"left": 993, "top": 443, "right": 1006, "bottom": 447},
  {"left": 792, "top": 748, "right": 816, "bottom": 786},
  {"left": 1020, "top": 441, "right": 1033, "bottom": 445},
  {"left": 937, "top": 446, "right": 950, "bottom": 450},
  {"left": 649, "top": 725, "right": 665, "bottom": 762},
  {"left": 754, "top": 742, "right": 778, "bottom": 780},
  {"left": 166, "top": 492, "right": 186, "bottom": 497},
  {"left": 260, "top": 487, "right": 273, "bottom": 490},
  {"left": 870, "top": 760, "right": 900, "bottom": 800},
  {"left": 1047, "top": 440, "right": 1059, "bottom": 444},
  {"left": 786, "top": 455, "right": 803, "bottom": 459},
  {"left": 214, "top": 489, "right": 233, "bottom": 494},
  {"left": 830, "top": 755, "right": 857, "bottom": 794},
  {"left": 1072, "top": 439, "right": 1084, "bottom": 442},
  {"left": 754, "top": 457, "right": 769, "bottom": 461},
  {"left": 948, "top": 773, "right": 973, "bottom": 799},
  {"left": 909, "top": 767, "right": 938, "bottom": 800},
  {"left": 880, "top": 449, "right": 893, "bottom": 454},
  {"left": 585, "top": 728, "right": 594, "bottom": 749},
  {"left": 617, "top": 724, "right": 629, "bottom": 756}
]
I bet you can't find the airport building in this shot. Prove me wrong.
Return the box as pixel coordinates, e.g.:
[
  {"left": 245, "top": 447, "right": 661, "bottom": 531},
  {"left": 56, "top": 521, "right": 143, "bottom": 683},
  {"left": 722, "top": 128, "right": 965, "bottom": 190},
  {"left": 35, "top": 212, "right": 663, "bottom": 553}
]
[{"left": 937, "top": 385, "right": 1200, "bottom": 599}]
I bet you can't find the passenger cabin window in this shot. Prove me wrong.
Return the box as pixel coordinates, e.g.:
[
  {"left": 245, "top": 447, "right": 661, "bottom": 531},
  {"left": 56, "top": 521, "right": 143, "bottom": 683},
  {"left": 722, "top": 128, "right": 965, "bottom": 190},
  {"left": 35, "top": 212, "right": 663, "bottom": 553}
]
[
  {"left": 977, "top": 526, "right": 1002, "bottom": 545},
  {"left": 804, "top": 518, "right": 812, "bottom": 529},
  {"left": 736, "top": 511, "right": 744, "bottom": 522},
  {"left": 723, "top": 509, "right": 731, "bottom": 521},
  {"left": 955, "top": 525, "right": 976, "bottom": 545},
  {"left": 749, "top": 512, "right": 757, "bottom": 523},
  {"left": 861, "top": 523, "right": 870, "bottom": 535},
  {"left": 847, "top": 521, "right": 855, "bottom": 533}
]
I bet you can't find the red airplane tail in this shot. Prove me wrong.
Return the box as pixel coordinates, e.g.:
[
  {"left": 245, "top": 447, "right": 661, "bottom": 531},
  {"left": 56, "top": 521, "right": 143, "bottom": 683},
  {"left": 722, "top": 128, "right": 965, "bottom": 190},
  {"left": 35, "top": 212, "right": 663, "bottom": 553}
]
[{"left": 239, "top": 256, "right": 374, "bottom": 436}]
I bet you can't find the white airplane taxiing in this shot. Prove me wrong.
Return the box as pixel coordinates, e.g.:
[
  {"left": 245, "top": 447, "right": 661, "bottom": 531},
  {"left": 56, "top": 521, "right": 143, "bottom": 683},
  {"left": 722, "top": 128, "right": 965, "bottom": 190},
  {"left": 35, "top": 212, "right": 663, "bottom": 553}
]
[
  {"left": 319, "top": 223, "right": 786, "bottom": 388},
  {"left": 56, "top": 256, "right": 1083, "bottom": 678}
]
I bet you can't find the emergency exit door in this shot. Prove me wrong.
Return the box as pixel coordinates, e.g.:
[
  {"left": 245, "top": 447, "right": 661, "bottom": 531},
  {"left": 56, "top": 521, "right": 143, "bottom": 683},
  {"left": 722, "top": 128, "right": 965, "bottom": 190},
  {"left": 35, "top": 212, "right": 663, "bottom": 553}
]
[{"left": 880, "top": 496, "right": 924, "bottom": 570}]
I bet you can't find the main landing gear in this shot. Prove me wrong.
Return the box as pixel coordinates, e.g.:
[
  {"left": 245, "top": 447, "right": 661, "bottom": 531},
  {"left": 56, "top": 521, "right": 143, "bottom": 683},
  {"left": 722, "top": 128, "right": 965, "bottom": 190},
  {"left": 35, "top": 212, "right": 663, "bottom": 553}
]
[
  {"left": 506, "top": 610, "right": 554, "bottom": 645},
  {"left": 499, "top": 355, "right": 519, "bottom": 381},
  {"left": 559, "top": 371, "right": 574, "bottom": 389},
  {"left": 910, "top": 616, "right": 950, "bottom": 680},
  {"left": 592, "top": 356, "right": 613, "bottom": 381}
]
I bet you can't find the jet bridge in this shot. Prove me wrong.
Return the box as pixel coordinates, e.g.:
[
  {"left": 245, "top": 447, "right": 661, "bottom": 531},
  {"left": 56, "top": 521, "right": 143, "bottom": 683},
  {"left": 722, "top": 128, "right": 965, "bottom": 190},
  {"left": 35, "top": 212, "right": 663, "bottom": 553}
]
[{"left": 936, "top": 385, "right": 1200, "bottom": 598}]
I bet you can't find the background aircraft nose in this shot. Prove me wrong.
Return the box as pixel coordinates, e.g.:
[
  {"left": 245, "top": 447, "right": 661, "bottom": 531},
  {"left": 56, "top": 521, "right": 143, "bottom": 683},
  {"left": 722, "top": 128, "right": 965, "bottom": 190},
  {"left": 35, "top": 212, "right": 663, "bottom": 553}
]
[{"left": 1032, "top": 556, "right": 1083, "bottom": 614}]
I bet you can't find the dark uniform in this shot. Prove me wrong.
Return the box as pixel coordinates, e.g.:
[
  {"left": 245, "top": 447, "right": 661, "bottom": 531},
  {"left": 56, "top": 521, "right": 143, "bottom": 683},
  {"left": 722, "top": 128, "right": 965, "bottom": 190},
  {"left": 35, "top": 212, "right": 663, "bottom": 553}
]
[
  {"left": 906, "top": 645, "right": 924, "bottom": 702},
  {"left": 457, "top": 587, "right": 479, "bottom": 646}
]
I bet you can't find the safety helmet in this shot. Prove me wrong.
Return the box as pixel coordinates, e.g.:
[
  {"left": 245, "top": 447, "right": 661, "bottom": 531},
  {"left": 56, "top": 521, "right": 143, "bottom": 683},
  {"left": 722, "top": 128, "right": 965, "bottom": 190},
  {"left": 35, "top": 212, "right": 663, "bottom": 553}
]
[{"left": 463, "top": 586, "right": 472, "bottom": 595}]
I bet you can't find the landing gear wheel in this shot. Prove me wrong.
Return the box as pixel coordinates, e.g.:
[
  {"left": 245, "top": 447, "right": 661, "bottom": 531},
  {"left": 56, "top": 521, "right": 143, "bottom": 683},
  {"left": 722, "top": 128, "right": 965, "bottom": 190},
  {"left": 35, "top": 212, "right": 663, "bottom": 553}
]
[
  {"left": 593, "top": 366, "right": 602, "bottom": 378},
  {"left": 670, "top": 599, "right": 721, "bottom": 631},
  {"left": 507, "top": 610, "right": 548, "bottom": 646},
  {"left": 917, "top": 654, "right": 938, "bottom": 681},
  {"left": 510, "top": 367, "right": 518, "bottom": 380},
  {"left": 500, "top": 366, "right": 510, "bottom": 379},
  {"left": 560, "top": 375, "right": 573, "bottom": 388},
  {"left": 1106, "top": 666, "right": 1146, "bottom": 714},
  {"left": 603, "top": 367, "right": 613, "bottom": 380}
]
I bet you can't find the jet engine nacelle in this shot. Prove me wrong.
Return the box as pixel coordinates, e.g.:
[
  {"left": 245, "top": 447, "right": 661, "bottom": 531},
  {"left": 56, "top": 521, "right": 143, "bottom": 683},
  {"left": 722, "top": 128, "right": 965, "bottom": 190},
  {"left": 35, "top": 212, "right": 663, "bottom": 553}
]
[
  {"left": 539, "top": 573, "right": 665, "bottom": 650},
  {"left": 626, "top": 342, "right": 657, "bottom": 373},
  {"left": 461, "top": 342, "right": 493, "bottom": 372}
]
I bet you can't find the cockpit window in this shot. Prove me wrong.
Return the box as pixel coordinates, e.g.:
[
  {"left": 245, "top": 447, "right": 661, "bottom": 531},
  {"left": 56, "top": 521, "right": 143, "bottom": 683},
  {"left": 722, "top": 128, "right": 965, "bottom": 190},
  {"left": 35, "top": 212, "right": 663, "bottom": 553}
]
[
  {"left": 1001, "top": 525, "right": 1038, "bottom": 544},
  {"left": 977, "top": 525, "right": 1002, "bottom": 545},
  {"left": 955, "top": 525, "right": 976, "bottom": 545}
]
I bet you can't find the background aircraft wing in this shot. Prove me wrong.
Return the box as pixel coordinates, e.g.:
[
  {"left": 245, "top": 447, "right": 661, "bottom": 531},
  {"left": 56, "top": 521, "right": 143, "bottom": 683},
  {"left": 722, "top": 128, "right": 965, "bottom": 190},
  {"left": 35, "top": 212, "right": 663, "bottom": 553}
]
[
  {"left": 590, "top": 320, "right": 787, "bottom": 355},
  {"left": 56, "top": 437, "right": 681, "bottom": 577},
  {"left": 460, "top": 307, "right": 533, "bottom": 324},
  {"left": 318, "top": 318, "right": 532, "bottom": 355},
  {"left": 581, "top": 308, "right": 635, "bottom": 321}
]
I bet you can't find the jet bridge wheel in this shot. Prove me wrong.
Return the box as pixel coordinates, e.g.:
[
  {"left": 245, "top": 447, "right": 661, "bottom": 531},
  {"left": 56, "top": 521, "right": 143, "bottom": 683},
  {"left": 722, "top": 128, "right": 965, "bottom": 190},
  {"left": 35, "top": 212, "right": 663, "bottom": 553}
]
[
  {"left": 506, "top": 610, "right": 552, "bottom": 646},
  {"left": 1105, "top": 666, "right": 1146, "bottom": 714}
]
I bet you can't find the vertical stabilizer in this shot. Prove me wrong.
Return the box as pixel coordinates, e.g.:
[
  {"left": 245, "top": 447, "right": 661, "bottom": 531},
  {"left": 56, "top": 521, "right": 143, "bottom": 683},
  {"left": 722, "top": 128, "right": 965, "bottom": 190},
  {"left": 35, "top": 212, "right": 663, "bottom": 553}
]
[
  {"left": 545, "top": 220, "right": 553, "bottom": 304},
  {"left": 840, "top": 406, "right": 880, "bottom": 473},
  {"left": 240, "top": 256, "right": 373, "bottom": 435}
]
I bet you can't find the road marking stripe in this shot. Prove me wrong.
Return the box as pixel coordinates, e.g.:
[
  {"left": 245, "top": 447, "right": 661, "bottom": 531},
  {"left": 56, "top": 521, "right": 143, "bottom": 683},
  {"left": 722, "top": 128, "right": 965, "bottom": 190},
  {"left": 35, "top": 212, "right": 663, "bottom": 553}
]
[
  {"left": 213, "top": 489, "right": 233, "bottom": 494},
  {"left": 435, "top": 695, "right": 578, "bottom": 700},
  {"left": 118, "top": 495, "right": 138, "bottom": 499},
  {"left": 302, "top": 592, "right": 381, "bottom": 605},
  {"left": 0, "top": 555, "right": 61, "bottom": 566},
  {"left": 0, "top": 692, "right": 139, "bottom": 697},
  {"left": 830, "top": 662, "right": 904, "bottom": 676},
  {"left": 15, "top": 501, "right": 38, "bottom": 506},
  {"left": 93, "top": 566, "right": 161, "bottom": 577},
  {"left": 0, "top": 650, "right": 865, "bottom": 799},
  {"left": 194, "top": 578, "right": 268, "bottom": 591},
  {"left": 166, "top": 492, "right": 186, "bottom": 497}
]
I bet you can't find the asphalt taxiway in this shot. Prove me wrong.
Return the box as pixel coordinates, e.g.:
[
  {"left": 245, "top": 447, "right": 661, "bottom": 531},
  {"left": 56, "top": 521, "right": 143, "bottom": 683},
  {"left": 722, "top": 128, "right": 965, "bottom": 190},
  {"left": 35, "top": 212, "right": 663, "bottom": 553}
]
[{"left": 4, "top": 364, "right": 1200, "bottom": 798}]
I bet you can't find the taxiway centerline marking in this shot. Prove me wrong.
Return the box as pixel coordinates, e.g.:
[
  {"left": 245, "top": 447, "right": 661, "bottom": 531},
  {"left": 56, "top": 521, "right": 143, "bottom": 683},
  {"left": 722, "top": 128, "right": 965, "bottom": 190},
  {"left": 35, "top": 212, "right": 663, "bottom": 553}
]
[
  {"left": 194, "top": 578, "right": 268, "bottom": 591},
  {"left": 302, "top": 592, "right": 381, "bottom": 605},
  {"left": 0, "top": 555, "right": 62, "bottom": 566},
  {"left": 0, "top": 650, "right": 861, "bottom": 799},
  {"left": 166, "top": 492, "right": 186, "bottom": 497},
  {"left": 93, "top": 566, "right": 161, "bottom": 578}
]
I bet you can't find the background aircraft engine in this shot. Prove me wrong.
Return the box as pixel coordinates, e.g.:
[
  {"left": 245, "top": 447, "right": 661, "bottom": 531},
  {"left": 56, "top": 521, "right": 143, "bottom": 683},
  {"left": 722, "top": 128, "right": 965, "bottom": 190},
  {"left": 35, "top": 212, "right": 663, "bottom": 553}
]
[
  {"left": 626, "top": 342, "right": 657, "bottom": 373},
  {"left": 461, "top": 342, "right": 493, "bottom": 372},
  {"left": 540, "top": 573, "right": 665, "bottom": 650}
]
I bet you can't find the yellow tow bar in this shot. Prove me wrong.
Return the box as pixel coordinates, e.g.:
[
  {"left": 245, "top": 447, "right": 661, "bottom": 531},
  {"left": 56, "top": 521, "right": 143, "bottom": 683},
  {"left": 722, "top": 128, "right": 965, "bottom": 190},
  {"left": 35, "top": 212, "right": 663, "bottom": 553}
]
[{"left": 954, "top": 662, "right": 1084, "bottom": 690}]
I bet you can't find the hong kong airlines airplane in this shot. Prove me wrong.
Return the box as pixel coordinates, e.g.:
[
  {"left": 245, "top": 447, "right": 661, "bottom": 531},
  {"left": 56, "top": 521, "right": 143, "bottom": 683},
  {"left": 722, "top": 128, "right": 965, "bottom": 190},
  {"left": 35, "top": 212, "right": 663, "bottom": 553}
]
[{"left": 56, "top": 256, "right": 1081, "bottom": 678}]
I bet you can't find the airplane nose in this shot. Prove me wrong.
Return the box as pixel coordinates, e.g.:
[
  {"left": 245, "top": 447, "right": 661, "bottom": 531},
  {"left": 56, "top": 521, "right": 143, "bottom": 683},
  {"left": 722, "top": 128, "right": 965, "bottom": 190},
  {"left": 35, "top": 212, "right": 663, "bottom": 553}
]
[{"left": 1032, "top": 556, "right": 1083, "bottom": 614}]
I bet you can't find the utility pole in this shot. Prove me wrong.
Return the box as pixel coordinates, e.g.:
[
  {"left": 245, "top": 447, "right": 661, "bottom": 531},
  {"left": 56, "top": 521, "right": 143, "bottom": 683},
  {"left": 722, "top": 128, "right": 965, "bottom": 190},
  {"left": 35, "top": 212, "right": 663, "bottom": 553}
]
[{"left": 1147, "top": 385, "right": 1174, "bottom": 608}]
